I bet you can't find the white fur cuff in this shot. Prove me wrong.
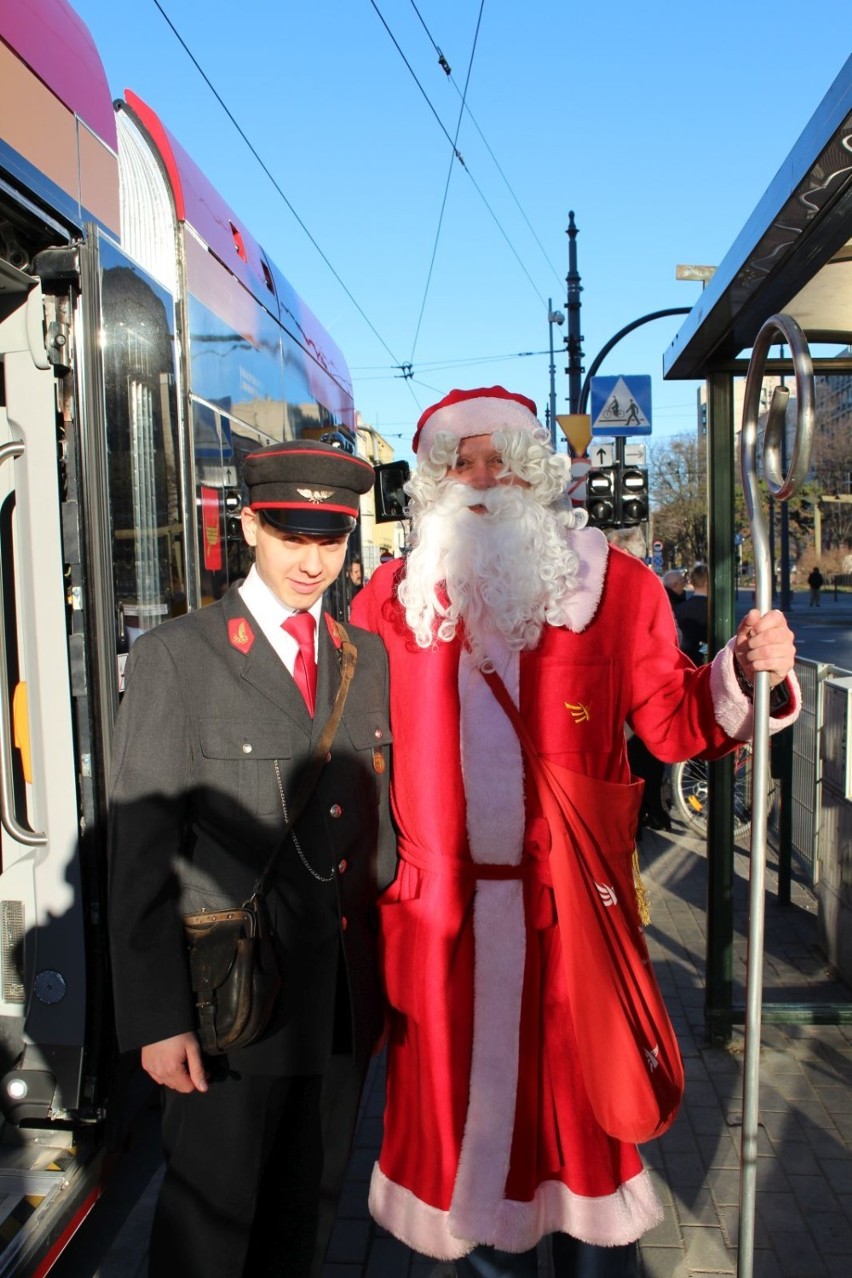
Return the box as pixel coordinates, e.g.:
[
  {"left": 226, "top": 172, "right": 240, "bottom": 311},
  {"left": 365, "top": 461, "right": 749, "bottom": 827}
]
[{"left": 710, "top": 639, "right": 800, "bottom": 741}]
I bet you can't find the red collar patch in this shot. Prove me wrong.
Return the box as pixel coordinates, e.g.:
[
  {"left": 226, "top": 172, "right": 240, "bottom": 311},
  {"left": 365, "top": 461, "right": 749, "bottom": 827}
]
[{"left": 228, "top": 617, "right": 255, "bottom": 654}]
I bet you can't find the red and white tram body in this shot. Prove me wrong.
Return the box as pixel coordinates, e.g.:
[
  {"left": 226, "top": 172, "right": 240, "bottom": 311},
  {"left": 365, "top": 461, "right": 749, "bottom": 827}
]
[{"left": 0, "top": 1, "right": 356, "bottom": 1269}]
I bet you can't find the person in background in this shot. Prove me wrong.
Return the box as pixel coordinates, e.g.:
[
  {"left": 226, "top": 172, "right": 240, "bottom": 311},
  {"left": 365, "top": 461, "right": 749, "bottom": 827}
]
[
  {"left": 352, "top": 385, "right": 799, "bottom": 1277},
  {"left": 109, "top": 441, "right": 396, "bottom": 1278},
  {"left": 347, "top": 558, "right": 364, "bottom": 596},
  {"left": 607, "top": 530, "right": 670, "bottom": 833},
  {"left": 808, "top": 564, "right": 824, "bottom": 607},
  {"left": 662, "top": 568, "right": 686, "bottom": 612},
  {"left": 606, "top": 526, "right": 647, "bottom": 560},
  {"left": 677, "top": 563, "right": 709, "bottom": 665}
]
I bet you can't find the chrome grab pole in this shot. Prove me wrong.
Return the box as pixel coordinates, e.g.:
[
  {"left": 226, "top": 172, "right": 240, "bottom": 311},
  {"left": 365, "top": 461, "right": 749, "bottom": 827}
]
[{"left": 737, "top": 315, "right": 814, "bottom": 1278}]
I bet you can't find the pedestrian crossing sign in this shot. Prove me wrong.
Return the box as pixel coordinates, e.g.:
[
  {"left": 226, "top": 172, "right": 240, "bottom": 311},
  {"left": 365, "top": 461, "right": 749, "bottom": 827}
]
[{"left": 590, "top": 375, "right": 652, "bottom": 436}]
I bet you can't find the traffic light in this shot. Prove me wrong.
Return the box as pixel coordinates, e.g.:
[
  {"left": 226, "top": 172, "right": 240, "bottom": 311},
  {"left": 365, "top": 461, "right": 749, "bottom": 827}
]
[
  {"left": 585, "top": 467, "right": 617, "bottom": 527},
  {"left": 373, "top": 461, "right": 411, "bottom": 522},
  {"left": 224, "top": 489, "right": 243, "bottom": 540},
  {"left": 619, "top": 466, "right": 649, "bottom": 526}
]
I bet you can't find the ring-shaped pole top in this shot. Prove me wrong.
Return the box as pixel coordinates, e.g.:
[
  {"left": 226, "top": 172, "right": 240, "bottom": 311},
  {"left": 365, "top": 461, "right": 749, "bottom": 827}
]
[{"left": 739, "top": 314, "right": 815, "bottom": 616}]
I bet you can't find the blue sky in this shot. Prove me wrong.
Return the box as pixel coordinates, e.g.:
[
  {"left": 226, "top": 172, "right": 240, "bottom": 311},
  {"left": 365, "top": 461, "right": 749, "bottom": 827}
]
[{"left": 73, "top": 0, "right": 849, "bottom": 466}]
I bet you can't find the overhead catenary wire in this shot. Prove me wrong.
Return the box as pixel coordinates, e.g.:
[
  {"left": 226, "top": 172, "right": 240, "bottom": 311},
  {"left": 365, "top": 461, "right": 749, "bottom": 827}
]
[
  {"left": 407, "top": 0, "right": 485, "bottom": 364},
  {"left": 146, "top": 2, "right": 557, "bottom": 417},
  {"left": 149, "top": 0, "right": 410, "bottom": 380},
  {"left": 370, "top": 0, "right": 548, "bottom": 314},
  {"left": 351, "top": 349, "right": 550, "bottom": 378},
  {"left": 408, "top": 0, "right": 564, "bottom": 291}
]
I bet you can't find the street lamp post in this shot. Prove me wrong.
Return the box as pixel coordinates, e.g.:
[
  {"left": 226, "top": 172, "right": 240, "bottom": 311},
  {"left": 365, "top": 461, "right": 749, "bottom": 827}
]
[
  {"left": 565, "top": 212, "right": 583, "bottom": 414},
  {"left": 547, "top": 300, "right": 565, "bottom": 449}
]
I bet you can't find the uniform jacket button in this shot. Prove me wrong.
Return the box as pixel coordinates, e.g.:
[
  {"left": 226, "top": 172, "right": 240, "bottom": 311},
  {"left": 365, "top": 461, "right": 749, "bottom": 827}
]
[
  {"left": 242, "top": 741, "right": 252, "bottom": 753},
  {"left": 337, "top": 858, "right": 348, "bottom": 874},
  {"left": 374, "top": 727, "right": 383, "bottom": 739},
  {"left": 329, "top": 803, "right": 343, "bottom": 818}
]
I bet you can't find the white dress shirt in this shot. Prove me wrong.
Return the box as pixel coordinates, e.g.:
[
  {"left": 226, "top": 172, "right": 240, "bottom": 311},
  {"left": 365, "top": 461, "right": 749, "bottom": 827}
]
[{"left": 238, "top": 565, "right": 322, "bottom": 676}]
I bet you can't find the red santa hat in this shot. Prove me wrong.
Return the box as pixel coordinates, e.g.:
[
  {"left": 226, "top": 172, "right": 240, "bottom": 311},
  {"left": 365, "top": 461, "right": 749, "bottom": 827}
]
[{"left": 412, "top": 385, "right": 542, "bottom": 455}]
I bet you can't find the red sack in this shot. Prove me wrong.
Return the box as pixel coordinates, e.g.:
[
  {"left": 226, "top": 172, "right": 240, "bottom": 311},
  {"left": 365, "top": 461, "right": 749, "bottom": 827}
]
[{"left": 483, "top": 672, "right": 684, "bottom": 1144}]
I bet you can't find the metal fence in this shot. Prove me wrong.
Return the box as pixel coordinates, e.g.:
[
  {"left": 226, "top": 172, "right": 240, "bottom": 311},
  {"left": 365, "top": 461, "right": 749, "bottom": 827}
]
[{"left": 791, "top": 655, "right": 852, "bottom": 885}]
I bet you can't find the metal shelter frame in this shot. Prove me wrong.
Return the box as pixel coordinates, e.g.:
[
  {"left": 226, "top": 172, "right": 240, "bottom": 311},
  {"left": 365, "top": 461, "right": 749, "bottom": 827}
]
[{"left": 663, "top": 55, "right": 852, "bottom": 1046}]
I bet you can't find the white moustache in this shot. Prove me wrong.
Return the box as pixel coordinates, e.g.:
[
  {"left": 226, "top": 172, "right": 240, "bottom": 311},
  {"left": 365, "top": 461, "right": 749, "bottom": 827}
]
[{"left": 446, "top": 482, "right": 529, "bottom": 517}]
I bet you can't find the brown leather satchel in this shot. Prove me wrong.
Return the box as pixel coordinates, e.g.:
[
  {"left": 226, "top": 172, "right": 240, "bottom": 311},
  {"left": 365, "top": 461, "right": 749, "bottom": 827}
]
[
  {"left": 183, "top": 625, "right": 357, "bottom": 1056},
  {"left": 183, "top": 894, "right": 281, "bottom": 1056}
]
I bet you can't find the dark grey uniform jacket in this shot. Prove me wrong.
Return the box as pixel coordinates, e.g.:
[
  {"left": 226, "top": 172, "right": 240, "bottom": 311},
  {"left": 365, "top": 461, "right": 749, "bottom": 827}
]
[{"left": 108, "top": 584, "right": 396, "bottom": 1075}]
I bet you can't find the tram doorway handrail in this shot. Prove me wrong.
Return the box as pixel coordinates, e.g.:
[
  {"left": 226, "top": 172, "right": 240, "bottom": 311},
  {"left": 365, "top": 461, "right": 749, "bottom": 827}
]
[
  {"left": 0, "top": 440, "right": 47, "bottom": 846},
  {"left": 737, "top": 315, "right": 815, "bottom": 1278}
]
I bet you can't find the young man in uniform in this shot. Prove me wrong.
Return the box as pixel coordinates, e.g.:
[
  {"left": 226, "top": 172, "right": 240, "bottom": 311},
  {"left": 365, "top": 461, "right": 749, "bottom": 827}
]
[{"left": 109, "top": 440, "right": 396, "bottom": 1278}]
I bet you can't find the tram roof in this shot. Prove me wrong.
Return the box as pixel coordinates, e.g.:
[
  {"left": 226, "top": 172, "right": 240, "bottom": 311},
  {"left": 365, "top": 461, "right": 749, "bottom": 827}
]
[
  {"left": 664, "top": 56, "right": 852, "bottom": 380},
  {"left": 1, "top": 0, "right": 116, "bottom": 151}
]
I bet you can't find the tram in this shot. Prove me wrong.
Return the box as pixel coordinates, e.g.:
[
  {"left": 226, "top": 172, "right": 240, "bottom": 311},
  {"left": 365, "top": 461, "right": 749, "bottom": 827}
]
[{"left": 0, "top": 0, "right": 360, "bottom": 1269}]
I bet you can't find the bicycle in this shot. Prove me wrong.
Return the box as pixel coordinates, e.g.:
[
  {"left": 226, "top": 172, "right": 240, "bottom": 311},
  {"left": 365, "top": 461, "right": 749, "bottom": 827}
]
[{"left": 670, "top": 743, "right": 777, "bottom": 843}]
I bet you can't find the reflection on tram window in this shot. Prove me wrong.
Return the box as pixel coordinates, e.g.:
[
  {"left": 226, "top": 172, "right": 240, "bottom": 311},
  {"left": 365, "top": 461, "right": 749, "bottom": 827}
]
[
  {"left": 188, "top": 293, "right": 287, "bottom": 438},
  {"left": 100, "top": 241, "right": 183, "bottom": 647}
]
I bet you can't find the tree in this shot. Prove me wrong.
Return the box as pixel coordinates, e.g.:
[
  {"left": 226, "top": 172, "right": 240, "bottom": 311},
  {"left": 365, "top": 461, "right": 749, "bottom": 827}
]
[
  {"left": 649, "top": 435, "right": 707, "bottom": 567},
  {"left": 812, "top": 419, "right": 852, "bottom": 549}
]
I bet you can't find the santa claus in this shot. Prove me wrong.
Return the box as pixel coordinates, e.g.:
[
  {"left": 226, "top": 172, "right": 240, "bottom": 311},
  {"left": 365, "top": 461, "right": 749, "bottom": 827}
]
[{"left": 351, "top": 386, "right": 798, "bottom": 1278}]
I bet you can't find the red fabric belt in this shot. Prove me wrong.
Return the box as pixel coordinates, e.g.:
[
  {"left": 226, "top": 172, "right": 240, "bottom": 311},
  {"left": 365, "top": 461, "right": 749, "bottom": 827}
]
[{"left": 399, "top": 841, "right": 552, "bottom": 885}]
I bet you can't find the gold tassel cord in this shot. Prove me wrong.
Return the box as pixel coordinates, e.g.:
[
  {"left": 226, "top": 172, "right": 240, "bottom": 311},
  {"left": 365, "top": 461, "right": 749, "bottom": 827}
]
[{"left": 632, "top": 845, "right": 651, "bottom": 927}]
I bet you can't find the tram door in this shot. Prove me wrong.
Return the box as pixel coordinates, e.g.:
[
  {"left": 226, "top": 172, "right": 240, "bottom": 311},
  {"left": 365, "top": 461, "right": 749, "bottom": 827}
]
[
  {"left": 0, "top": 224, "right": 184, "bottom": 1139},
  {"left": 0, "top": 259, "right": 86, "bottom": 1127}
]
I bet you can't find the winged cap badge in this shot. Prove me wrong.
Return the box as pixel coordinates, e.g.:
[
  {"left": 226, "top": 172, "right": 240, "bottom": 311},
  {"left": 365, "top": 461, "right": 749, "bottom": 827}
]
[{"left": 297, "top": 487, "right": 335, "bottom": 503}]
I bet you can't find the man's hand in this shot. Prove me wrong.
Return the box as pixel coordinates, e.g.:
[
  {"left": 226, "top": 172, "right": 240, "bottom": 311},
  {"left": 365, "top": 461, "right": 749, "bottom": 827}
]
[
  {"left": 141, "top": 1031, "right": 209, "bottom": 1094},
  {"left": 734, "top": 608, "right": 796, "bottom": 690}
]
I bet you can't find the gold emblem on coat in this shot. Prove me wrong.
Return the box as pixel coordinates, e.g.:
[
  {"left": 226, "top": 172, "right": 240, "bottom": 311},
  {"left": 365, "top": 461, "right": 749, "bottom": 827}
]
[
  {"left": 565, "top": 700, "right": 591, "bottom": 724},
  {"left": 372, "top": 748, "right": 386, "bottom": 774},
  {"left": 228, "top": 617, "right": 255, "bottom": 654}
]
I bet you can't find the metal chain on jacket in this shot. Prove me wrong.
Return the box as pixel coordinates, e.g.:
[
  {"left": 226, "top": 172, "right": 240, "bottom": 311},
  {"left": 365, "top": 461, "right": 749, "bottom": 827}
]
[
  {"left": 249, "top": 626, "right": 357, "bottom": 900},
  {"left": 273, "top": 758, "right": 334, "bottom": 883}
]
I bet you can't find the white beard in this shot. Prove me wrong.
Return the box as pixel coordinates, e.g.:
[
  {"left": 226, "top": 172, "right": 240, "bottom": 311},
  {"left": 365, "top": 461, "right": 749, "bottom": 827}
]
[{"left": 399, "top": 482, "right": 583, "bottom": 668}]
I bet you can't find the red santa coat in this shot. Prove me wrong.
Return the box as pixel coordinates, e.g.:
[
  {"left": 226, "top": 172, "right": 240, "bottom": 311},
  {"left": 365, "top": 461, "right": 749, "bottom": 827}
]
[{"left": 351, "top": 530, "right": 798, "bottom": 1261}]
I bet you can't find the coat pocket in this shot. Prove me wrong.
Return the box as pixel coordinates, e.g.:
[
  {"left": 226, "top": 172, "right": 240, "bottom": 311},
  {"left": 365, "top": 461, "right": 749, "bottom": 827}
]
[
  {"left": 198, "top": 718, "right": 301, "bottom": 820},
  {"left": 376, "top": 894, "right": 420, "bottom": 1021}
]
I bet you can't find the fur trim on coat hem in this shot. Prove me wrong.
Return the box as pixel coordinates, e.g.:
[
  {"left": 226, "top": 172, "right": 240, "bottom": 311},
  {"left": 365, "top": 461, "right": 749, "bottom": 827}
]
[{"left": 368, "top": 1162, "right": 664, "bottom": 1261}]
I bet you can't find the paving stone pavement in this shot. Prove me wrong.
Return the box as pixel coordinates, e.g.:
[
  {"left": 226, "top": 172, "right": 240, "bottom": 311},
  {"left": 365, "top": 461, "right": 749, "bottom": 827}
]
[
  {"left": 322, "top": 817, "right": 852, "bottom": 1278},
  {"left": 60, "top": 805, "right": 851, "bottom": 1277}
]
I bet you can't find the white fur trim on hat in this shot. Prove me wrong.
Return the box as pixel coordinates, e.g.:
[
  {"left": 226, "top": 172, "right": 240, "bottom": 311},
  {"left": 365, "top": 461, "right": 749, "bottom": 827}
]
[{"left": 415, "top": 391, "right": 542, "bottom": 456}]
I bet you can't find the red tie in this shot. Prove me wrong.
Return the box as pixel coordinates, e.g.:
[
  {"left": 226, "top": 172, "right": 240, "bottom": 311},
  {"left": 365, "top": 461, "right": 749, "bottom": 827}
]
[{"left": 283, "top": 612, "right": 317, "bottom": 716}]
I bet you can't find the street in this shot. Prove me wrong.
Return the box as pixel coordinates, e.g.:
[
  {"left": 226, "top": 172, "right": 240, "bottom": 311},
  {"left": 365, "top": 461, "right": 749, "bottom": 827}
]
[{"left": 737, "top": 587, "right": 852, "bottom": 671}]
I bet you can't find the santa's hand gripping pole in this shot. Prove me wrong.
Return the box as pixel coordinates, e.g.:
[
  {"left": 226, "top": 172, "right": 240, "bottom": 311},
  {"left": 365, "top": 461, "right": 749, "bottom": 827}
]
[{"left": 737, "top": 315, "right": 815, "bottom": 1278}]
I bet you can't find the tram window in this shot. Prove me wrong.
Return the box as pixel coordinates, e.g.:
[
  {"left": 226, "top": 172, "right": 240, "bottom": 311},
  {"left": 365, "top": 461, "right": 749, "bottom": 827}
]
[
  {"left": 225, "top": 423, "right": 264, "bottom": 586},
  {"left": 100, "top": 241, "right": 184, "bottom": 643},
  {"left": 193, "top": 409, "right": 259, "bottom": 601}
]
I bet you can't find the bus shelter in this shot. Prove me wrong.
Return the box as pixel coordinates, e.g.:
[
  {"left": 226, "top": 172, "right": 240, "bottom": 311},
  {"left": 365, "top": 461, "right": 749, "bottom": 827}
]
[{"left": 663, "top": 56, "right": 852, "bottom": 1042}]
